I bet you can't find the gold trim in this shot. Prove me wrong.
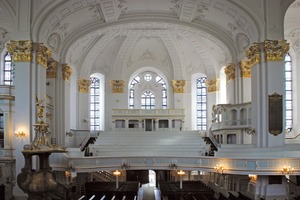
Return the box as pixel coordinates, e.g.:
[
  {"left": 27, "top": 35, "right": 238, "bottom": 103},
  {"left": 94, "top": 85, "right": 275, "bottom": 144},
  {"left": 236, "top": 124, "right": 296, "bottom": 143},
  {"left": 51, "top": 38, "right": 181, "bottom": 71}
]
[
  {"left": 78, "top": 79, "right": 92, "bottom": 93},
  {"left": 47, "top": 60, "right": 58, "bottom": 79},
  {"left": 205, "top": 79, "right": 219, "bottom": 92},
  {"left": 6, "top": 40, "right": 33, "bottom": 62},
  {"left": 0, "top": 94, "right": 15, "bottom": 100},
  {"left": 264, "top": 40, "right": 289, "bottom": 61},
  {"left": 172, "top": 80, "right": 186, "bottom": 93},
  {"left": 62, "top": 64, "right": 72, "bottom": 82},
  {"left": 36, "top": 43, "right": 52, "bottom": 68},
  {"left": 239, "top": 61, "right": 251, "bottom": 78},
  {"left": 224, "top": 63, "right": 235, "bottom": 81},
  {"left": 110, "top": 80, "right": 125, "bottom": 93}
]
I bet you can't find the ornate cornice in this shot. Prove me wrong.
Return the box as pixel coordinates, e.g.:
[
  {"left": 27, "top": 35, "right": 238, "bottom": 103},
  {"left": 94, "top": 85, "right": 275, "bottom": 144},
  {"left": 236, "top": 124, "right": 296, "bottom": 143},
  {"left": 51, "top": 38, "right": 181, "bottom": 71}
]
[
  {"left": 78, "top": 79, "right": 91, "bottom": 93},
  {"left": 109, "top": 80, "right": 125, "bottom": 93},
  {"left": 264, "top": 40, "right": 289, "bottom": 61},
  {"left": 36, "top": 43, "right": 52, "bottom": 68},
  {"left": 6, "top": 40, "right": 33, "bottom": 62},
  {"left": 172, "top": 80, "right": 186, "bottom": 93},
  {"left": 239, "top": 61, "right": 251, "bottom": 78},
  {"left": 224, "top": 63, "right": 235, "bottom": 81},
  {"left": 62, "top": 64, "right": 72, "bottom": 82},
  {"left": 205, "top": 79, "right": 219, "bottom": 92},
  {"left": 47, "top": 60, "right": 58, "bottom": 79}
]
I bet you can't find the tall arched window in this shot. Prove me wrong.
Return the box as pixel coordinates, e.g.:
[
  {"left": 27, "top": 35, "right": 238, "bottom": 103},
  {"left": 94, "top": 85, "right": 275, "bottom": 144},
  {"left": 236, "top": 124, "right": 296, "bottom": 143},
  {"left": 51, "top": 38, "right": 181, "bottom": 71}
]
[
  {"left": 141, "top": 91, "right": 155, "bottom": 109},
  {"left": 3, "top": 52, "right": 14, "bottom": 85},
  {"left": 90, "top": 77, "right": 100, "bottom": 130},
  {"left": 129, "top": 76, "right": 140, "bottom": 109},
  {"left": 285, "top": 54, "right": 292, "bottom": 129},
  {"left": 156, "top": 75, "right": 167, "bottom": 109},
  {"left": 196, "top": 77, "right": 207, "bottom": 130}
]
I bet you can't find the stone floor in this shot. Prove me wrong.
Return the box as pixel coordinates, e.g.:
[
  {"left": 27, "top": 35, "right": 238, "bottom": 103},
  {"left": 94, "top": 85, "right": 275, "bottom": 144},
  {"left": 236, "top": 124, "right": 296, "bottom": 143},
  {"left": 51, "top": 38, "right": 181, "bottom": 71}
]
[{"left": 138, "top": 184, "right": 161, "bottom": 200}]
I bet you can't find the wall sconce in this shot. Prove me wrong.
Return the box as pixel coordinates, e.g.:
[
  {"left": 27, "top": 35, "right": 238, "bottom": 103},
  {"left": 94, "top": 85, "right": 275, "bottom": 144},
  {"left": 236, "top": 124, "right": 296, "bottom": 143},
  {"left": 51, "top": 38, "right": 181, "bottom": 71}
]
[
  {"left": 214, "top": 164, "right": 224, "bottom": 174},
  {"left": 113, "top": 170, "right": 121, "bottom": 189},
  {"left": 83, "top": 118, "right": 89, "bottom": 123},
  {"left": 177, "top": 170, "right": 185, "bottom": 189},
  {"left": 281, "top": 166, "right": 294, "bottom": 174},
  {"left": 248, "top": 174, "right": 257, "bottom": 181},
  {"left": 121, "top": 163, "right": 130, "bottom": 169},
  {"left": 66, "top": 131, "right": 73, "bottom": 137},
  {"left": 15, "top": 131, "right": 26, "bottom": 138}
]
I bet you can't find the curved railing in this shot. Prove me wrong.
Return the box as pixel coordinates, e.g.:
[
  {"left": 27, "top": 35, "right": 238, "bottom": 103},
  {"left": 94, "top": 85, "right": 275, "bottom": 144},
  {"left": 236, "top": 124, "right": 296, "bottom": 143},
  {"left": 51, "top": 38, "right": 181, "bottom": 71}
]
[{"left": 49, "top": 152, "right": 300, "bottom": 175}]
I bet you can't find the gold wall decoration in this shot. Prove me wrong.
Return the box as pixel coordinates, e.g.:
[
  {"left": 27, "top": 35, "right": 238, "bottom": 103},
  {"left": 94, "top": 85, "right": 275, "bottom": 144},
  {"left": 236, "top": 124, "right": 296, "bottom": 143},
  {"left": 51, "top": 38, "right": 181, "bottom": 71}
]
[
  {"left": 78, "top": 79, "right": 92, "bottom": 93},
  {"left": 244, "top": 42, "right": 261, "bottom": 68},
  {"left": 205, "top": 79, "right": 219, "bottom": 92},
  {"left": 47, "top": 60, "right": 58, "bottom": 78},
  {"left": 62, "top": 64, "right": 72, "bottom": 82},
  {"left": 269, "top": 93, "right": 283, "bottom": 136},
  {"left": 36, "top": 43, "right": 52, "bottom": 68},
  {"left": 110, "top": 80, "right": 125, "bottom": 93},
  {"left": 6, "top": 40, "right": 33, "bottom": 62},
  {"left": 264, "top": 40, "right": 289, "bottom": 61},
  {"left": 224, "top": 63, "right": 235, "bottom": 81},
  {"left": 239, "top": 61, "right": 252, "bottom": 78},
  {"left": 172, "top": 80, "right": 186, "bottom": 93}
]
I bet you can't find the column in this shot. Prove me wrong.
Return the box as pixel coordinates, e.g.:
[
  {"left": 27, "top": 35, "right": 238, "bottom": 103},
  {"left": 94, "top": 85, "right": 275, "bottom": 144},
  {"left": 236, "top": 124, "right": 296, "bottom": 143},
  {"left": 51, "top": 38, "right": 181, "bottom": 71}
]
[
  {"left": 239, "top": 62, "right": 252, "bottom": 103},
  {"left": 7, "top": 40, "right": 51, "bottom": 194},
  {"left": 224, "top": 63, "right": 235, "bottom": 104},
  {"left": 78, "top": 78, "right": 91, "bottom": 130},
  {"left": 205, "top": 78, "right": 219, "bottom": 131}
]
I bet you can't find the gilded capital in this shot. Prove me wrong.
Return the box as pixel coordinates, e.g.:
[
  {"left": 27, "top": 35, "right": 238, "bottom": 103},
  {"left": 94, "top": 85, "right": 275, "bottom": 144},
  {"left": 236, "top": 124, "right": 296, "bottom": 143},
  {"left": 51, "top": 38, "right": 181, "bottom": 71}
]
[
  {"left": 47, "top": 60, "right": 58, "bottom": 79},
  {"left": 62, "top": 64, "right": 72, "bottom": 82},
  {"left": 264, "top": 40, "right": 289, "bottom": 61},
  {"left": 239, "top": 61, "right": 251, "bottom": 78},
  {"left": 224, "top": 63, "right": 235, "bottom": 81},
  {"left": 205, "top": 79, "right": 219, "bottom": 92},
  {"left": 172, "top": 80, "right": 186, "bottom": 93},
  {"left": 78, "top": 79, "right": 92, "bottom": 93},
  {"left": 110, "top": 80, "right": 125, "bottom": 93},
  {"left": 6, "top": 40, "right": 33, "bottom": 62},
  {"left": 241, "top": 42, "right": 261, "bottom": 69},
  {"left": 36, "top": 43, "right": 52, "bottom": 68}
]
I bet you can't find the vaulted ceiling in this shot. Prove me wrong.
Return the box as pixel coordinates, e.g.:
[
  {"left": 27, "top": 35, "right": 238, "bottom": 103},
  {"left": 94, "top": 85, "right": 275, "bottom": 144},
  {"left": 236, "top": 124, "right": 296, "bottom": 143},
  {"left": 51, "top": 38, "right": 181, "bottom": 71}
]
[{"left": 0, "top": 0, "right": 299, "bottom": 80}]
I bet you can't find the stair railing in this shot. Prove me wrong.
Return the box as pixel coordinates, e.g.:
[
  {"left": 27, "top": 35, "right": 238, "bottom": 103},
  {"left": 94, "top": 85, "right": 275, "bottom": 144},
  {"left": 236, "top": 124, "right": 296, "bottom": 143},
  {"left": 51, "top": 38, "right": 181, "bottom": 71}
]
[{"left": 208, "top": 128, "right": 221, "bottom": 149}]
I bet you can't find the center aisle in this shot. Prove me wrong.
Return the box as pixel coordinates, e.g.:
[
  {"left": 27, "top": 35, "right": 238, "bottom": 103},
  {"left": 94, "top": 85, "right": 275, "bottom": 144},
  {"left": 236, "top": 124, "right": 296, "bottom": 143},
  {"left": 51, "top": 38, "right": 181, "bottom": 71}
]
[{"left": 138, "top": 184, "right": 161, "bottom": 200}]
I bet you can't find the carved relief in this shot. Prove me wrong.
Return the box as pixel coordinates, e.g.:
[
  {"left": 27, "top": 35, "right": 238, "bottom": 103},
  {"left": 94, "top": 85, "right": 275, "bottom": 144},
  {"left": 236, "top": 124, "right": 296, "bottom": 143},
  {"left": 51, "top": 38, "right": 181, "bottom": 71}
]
[
  {"left": 62, "top": 64, "right": 72, "bottom": 82},
  {"left": 6, "top": 40, "right": 33, "bottom": 62},
  {"left": 47, "top": 60, "right": 58, "bottom": 79},
  {"left": 172, "top": 80, "right": 186, "bottom": 93},
  {"left": 205, "top": 79, "right": 219, "bottom": 92},
  {"left": 264, "top": 40, "right": 289, "bottom": 61},
  {"left": 47, "top": 32, "right": 61, "bottom": 53},
  {"left": 78, "top": 79, "right": 92, "bottom": 93},
  {"left": 224, "top": 63, "right": 235, "bottom": 81},
  {"left": 236, "top": 33, "right": 250, "bottom": 53},
  {"left": 0, "top": 27, "right": 8, "bottom": 51},
  {"left": 110, "top": 80, "right": 125, "bottom": 93},
  {"left": 36, "top": 43, "right": 52, "bottom": 68}
]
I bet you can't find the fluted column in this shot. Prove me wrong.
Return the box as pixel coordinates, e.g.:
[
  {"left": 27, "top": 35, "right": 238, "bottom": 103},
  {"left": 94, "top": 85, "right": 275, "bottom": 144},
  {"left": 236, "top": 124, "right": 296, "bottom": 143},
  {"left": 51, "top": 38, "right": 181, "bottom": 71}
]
[
  {"left": 78, "top": 78, "right": 91, "bottom": 130},
  {"left": 224, "top": 63, "right": 235, "bottom": 103},
  {"left": 205, "top": 78, "right": 219, "bottom": 130}
]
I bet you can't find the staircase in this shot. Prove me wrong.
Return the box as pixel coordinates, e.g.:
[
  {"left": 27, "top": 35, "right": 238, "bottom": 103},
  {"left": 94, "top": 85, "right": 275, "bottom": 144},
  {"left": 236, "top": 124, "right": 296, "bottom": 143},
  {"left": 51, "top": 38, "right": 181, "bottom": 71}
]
[{"left": 92, "top": 170, "right": 116, "bottom": 182}]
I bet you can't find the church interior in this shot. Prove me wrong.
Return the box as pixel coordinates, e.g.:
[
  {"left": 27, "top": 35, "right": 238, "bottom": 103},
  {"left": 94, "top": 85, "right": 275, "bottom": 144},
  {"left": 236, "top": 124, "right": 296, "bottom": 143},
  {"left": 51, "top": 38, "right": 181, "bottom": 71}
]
[{"left": 1, "top": 0, "right": 300, "bottom": 199}]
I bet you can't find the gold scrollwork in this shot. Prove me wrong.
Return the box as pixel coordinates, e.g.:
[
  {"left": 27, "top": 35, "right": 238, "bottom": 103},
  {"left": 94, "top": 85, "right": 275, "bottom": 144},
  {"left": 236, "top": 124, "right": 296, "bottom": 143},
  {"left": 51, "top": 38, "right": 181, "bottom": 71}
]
[
  {"left": 47, "top": 60, "right": 58, "bottom": 79},
  {"left": 172, "top": 80, "right": 186, "bottom": 93},
  {"left": 36, "top": 43, "right": 52, "bottom": 68},
  {"left": 264, "top": 40, "right": 289, "bottom": 61},
  {"left": 239, "top": 61, "right": 252, "bottom": 78},
  {"left": 6, "top": 40, "right": 33, "bottom": 62},
  {"left": 62, "top": 64, "right": 72, "bottom": 82},
  {"left": 205, "top": 79, "right": 219, "bottom": 92},
  {"left": 110, "top": 80, "right": 125, "bottom": 93},
  {"left": 224, "top": 63, "right": 235, "bottom": 81},
  {"left": 78, "top": 79, "right": 92, "bottom": 93}
]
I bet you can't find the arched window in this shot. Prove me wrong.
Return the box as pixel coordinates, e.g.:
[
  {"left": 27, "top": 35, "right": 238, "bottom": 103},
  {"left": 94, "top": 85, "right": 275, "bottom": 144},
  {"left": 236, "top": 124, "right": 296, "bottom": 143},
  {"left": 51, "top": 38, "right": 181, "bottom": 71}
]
[
  {"left": 129, "top": 76, "right": 140, "bottom": 109},
  {"left": 156, "top": 75, "right": 167, "bottom": 109},
  {"left": 141, "top": 91, "right": 155, "bottom": 109},
  {"left": 196, "top": 77, "right": 207, "bottom": 130},
  {"left": 3, "top": 52, "right": 14, "bottom": 85},
  {"left": 285, "top": 54, "right": 292, "bottom": 129},
  {"left": 90, "top": 77, "right": 100, "bottom": 130}
]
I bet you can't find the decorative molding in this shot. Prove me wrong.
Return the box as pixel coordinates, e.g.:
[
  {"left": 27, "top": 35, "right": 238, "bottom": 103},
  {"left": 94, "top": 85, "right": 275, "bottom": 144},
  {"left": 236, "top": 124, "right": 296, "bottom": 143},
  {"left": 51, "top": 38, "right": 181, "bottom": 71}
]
[
  {"left": 224, "top": 63, "right": 235, "bottom": 81},
  {"left": 239, "top": 62, "right": 251, "bottom": 78},
  {"left": 78, "top": 79, "right": 92, "bottom": 93},
  {"left": 205, "top": 79, "right": 219, "bottom": 92},
  {"left": 264, "top": 40, "right": 289, "bottom": 61},
  {"left": 62, "top": 64, "right": 72, "bottom": 82},
  {"left": 110, "top": 80, "right": 125, "bottom": 93},
  {"left": 6, "top": 40, "right": 33, "bottom": 62},
  {"left": 172, "top": 80, "right": 186, "bottom": 93},
  {"left": 47, "top": 60, "right": 58, "bottom": 79},
  {"left": 36, "top": 43, "right": 52, "bottom": 68}
]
